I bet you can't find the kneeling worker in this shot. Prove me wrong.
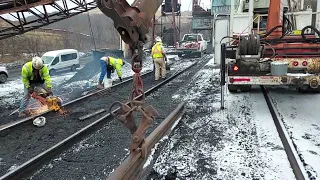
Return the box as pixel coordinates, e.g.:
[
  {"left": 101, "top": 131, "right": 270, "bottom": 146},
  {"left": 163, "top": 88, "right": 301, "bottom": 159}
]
[
  {"left": 152, "top": 36, "right": 167, "bottom": 80},
  {"left": 19, "top": 57, "right": 52, "bottom": 117},
  {"left": 98, "top": 56, "right": 125, "bottom": 89}
]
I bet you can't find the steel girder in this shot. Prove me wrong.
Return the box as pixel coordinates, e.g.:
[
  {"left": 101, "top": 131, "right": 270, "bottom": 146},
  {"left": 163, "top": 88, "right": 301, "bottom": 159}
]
[{"left": 0, "top": 0, "right": 97, "bottom": 40}]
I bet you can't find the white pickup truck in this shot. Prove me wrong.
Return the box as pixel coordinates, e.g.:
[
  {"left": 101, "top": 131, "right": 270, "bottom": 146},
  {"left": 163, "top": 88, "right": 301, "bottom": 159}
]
[{"left": 176, "top": 33, "right": 208, "bottom": 58}]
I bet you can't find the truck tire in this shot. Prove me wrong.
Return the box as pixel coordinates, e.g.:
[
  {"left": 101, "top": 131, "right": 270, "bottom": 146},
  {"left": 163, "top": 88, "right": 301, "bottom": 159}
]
[
  {"left": 239, "top": 85, "right": 252, "bottom": 92},
  {"left": 298, "top": 85, "right": 320, "bottom": 93},
  {"left": 50, "top": 69, "right": 56, "bottom": 76},
  {"left": 196, "top": 51, "right": 202, "bottom": 58},
  {"left": 228, "top": 84, "right": 238, "bottom": 93},
  {"left": 0, "top": 73, "right": 8, "bottom": 83},
  {"left": 71, "top": 65, "right": 77, "bottom": 72},
  {"left": 228, "top": 85, "right": 252, "bottom": 93}
]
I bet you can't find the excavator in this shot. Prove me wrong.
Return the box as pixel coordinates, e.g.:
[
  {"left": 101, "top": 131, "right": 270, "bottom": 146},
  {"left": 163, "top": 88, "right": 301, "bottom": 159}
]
[{"left": 224, "top": 0, "right": 320, "bottom": 93}]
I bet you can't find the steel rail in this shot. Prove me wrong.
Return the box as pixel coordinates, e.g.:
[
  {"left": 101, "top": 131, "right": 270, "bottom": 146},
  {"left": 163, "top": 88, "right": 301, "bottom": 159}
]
[
  {"left": 0, "top": 61, "right": 197, "bottom": 180},
  {"left": 107, "top": 102, "right": 185, "bottom": 180},
  {"left": 0, "top": 70, "right": 153, "bottom": 133},
  {"left": 261, "top": 86, "right": 309, "bottom": 180}
]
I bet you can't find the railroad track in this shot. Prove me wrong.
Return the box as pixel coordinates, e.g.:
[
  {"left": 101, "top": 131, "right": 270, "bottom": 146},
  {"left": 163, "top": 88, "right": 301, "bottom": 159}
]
[
  {"left": 261, "top": 86, "right": 309, "bottom": 180},
  {"left": 0, "top": 57, "right": 209, "bottom": 179}
]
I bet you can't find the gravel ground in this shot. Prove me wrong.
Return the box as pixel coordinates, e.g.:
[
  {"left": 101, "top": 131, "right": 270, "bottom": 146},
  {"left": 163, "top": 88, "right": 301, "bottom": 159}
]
[
  {"left": 25, "top": 57, "right": 210, "bottom": 180},
  {"left": 268, "top": 86, "right": 320, "bottom": 179},
  {"left": 0, "top": 57, "right": 201, "bottom": 177},
  {"left": 146, "top": 60, "right": 295, "bottom": 179}
]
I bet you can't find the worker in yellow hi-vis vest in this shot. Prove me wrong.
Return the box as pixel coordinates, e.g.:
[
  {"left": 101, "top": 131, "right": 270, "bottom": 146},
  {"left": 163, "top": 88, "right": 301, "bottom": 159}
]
[{"left": 151, "top": 36, "right": 167, "bottom": 81}]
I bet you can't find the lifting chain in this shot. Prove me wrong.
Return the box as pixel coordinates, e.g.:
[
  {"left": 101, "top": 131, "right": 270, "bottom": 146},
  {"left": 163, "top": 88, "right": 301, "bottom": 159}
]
[{"left": 109, "top": 41, "right": 159, "bottom": 158}]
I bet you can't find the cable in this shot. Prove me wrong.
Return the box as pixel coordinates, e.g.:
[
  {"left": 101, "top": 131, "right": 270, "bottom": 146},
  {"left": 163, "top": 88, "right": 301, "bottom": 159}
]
[
  {"left": 260, "top": 25, "right": 283, "bottom": 39},
  {"left": 283, "top": 16, "right": 293, "bottom": 35},
  {"left": 259, "top": 41, "right": 275, "bottom": 62},
  {"left": 301, "top": 25, "right": 320, "bottom": 42},
  {"left": 219, "top": 36, "right": 237, "bottom": 44}
]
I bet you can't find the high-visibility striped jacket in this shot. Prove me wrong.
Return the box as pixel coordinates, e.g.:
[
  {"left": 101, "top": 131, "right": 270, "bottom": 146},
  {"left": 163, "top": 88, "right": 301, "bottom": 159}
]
[
  {"left": 21, "top": 62, "right": 52, "bottom": 89},
  {"left": 101, "top": 56, "right": 124, "bottom": 78},
  {"left": 151, "top": 42, "right": 164, "bottom": 59}
]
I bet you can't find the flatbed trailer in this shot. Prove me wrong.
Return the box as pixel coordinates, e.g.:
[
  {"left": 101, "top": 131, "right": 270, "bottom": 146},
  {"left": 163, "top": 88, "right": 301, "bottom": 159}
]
[{"left": 221, "top": 0, "right": 320, "bottom": 93}]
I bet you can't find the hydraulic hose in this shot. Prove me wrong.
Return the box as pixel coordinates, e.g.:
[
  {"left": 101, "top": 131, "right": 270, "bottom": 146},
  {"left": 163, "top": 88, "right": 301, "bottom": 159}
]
[
  {"left": 260, "top": 25, "right": 283, "bottom": 39},
  {"left": 301, "top": 25, "right": 320, "bottom": 41}
]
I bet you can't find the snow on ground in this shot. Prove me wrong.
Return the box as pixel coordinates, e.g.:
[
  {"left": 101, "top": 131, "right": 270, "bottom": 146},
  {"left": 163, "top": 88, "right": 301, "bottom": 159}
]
[
  {"left": 0, "top": 72, "right": 76, "bottom": 108},
  {"left": 151, "top": 58, "right": 295, "bottom": 179},
  {"left": 269, "top": 87, "right": 320, "bottom": 179},
  {"left": 0, "top": 60, "right": 25, "bottom": 69},
  {"left": 61, "top": 61, "right": 153, "bottom": 91}
]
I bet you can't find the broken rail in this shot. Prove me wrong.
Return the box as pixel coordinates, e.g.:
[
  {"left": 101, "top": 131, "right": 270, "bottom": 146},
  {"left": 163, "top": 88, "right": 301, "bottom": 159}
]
[
  {"left": 107, "top": 102, "right": 185, "bottom": 180},
  {"left": 261, "top": 86, "right": 309, "bottom": 180},
  {"left": 0, "top": 61, "right": 196, "bottom": 180}
]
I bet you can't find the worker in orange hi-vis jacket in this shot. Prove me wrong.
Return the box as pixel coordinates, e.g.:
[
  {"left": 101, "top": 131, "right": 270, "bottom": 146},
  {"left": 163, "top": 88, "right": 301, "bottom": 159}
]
[{"left": 151, "top": 36, "right": 167, "bottom": 81}]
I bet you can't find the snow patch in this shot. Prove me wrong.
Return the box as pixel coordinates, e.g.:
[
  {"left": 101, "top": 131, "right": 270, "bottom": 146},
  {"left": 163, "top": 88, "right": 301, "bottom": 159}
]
[
  {"left": 0, "top": 72, "right": 76, "bottom": 107},
  {"left": 143, "top": 135, "right": 169, "bottom": 169},
  {"left": 151, "top": 63, "right": 294, "bottom": 179}
]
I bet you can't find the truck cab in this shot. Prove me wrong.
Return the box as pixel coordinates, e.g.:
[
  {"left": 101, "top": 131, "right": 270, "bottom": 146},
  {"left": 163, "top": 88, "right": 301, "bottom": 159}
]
[{"left": 176, "top": 33, "right": 208, "bottom": 58}]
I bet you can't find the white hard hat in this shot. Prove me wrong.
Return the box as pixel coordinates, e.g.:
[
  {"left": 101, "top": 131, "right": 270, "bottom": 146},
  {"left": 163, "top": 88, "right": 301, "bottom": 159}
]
[
  {"left": 33, "top": 116, "right": 46, "bottom": 127},
  {"left": 32, "top": 56, "right": 43, "bottom": 70},
  {"left": 155, "top": 36, "right": 162, "bottom": 42}
]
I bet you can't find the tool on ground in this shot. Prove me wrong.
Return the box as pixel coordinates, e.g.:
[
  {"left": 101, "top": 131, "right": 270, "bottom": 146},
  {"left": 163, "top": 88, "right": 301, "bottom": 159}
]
[{"left": 33, "top": 116, "right": 46, "bottom": 127}]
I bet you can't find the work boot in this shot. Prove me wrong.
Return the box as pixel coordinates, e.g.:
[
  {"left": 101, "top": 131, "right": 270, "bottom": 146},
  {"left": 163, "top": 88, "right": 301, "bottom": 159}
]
[{"left": 97, "top": 80, "right": 104, "bottom": 90}]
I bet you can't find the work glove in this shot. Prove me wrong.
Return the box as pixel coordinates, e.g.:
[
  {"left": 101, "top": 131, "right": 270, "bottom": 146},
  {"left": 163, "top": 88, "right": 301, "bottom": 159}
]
[
  {"left": 27, "top": 87, "right": 34, "bottom": 94},
  {"left": 119, "top": 77, "right": 123, "bottom": 82}
]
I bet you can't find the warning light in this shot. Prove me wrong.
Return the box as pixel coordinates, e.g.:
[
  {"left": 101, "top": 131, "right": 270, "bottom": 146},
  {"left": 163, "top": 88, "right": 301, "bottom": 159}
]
[
  {"left": 293, "top": 61, "right": 299, "bottom": 66},
  {"left": 302, "top": 61, "right": 308, "bottom": 66},
  {"left": 233, "top": 65, "right": 239, "bottom": 71}
]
